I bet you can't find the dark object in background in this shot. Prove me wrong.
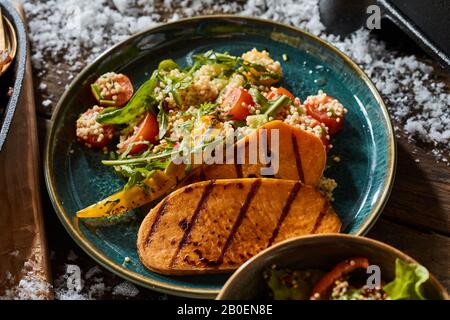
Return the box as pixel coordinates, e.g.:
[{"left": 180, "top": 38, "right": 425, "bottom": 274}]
[
  {"left": 319, "top": 0, "right": 375, "bottom": 36},
  {"left": 0, "top": 0, "right": 26, "bottom": 152},
  {"left": 319, "top": 0, "right": 450, "bottom": 70}
]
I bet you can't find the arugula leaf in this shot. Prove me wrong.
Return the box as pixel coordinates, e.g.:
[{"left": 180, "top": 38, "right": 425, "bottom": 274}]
[
  {"left": 158, "top": 59, "right": 180, "bottom": 72},
  {"left": 384, "top": 259, "right": 429, "bottom": 300},
  {"left": 96, "top": 70, "right": 158, "bottom": 125},
  {"left": 194, "top": 50, "right": 280, "bottom": 85},
  {"left": 194, "top": 51, "right": 239, "bottom": 69},
  {"left": 157, "top": 102, "right": 169, "bottom": 139}
]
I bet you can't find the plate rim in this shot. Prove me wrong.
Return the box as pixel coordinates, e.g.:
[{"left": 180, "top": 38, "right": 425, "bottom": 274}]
[{"left": 44, "top": 15, "right": 396, "bottom": 299}]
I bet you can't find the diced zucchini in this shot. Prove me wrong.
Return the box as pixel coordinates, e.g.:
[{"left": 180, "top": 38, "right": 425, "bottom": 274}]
[{"left": 246, "top": 114, "right": 268, "bottom": 128}]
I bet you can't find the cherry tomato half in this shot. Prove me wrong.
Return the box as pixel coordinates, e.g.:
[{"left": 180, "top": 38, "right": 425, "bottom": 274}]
[
  {"left": 76, "top": 107, "right": 115, "bottom": 149},
  {"left": 310, "top": 257, "right": 369, "bottom": 300},
  {"left": 121, "top": 112, "right": 159, "bottom": 155},
  {"left": 221, "top": 88, "right": 254, "bottom": 121},
  {"left": 267, "top": 87, "right": 296, "bottom": 102},
  {"left": 94, "top": 73, "right": 134, "bottom": 107},
  {"left": 305, "top": 95, "right": 344, "bottom": 135}
]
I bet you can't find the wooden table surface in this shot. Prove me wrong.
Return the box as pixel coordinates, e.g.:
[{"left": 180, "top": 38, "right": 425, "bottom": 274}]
[{"left": 30, "top": 18, "right": 449, "bottom": 298}]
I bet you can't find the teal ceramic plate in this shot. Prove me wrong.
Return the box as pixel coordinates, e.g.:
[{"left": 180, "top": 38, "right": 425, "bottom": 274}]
[{"left": 45, "top": 16, "right": 396, "bottom": 298}]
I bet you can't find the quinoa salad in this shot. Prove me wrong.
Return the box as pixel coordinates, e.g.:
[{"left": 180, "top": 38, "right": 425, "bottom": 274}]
[
  {"left": 75, "top": 49, "right": 347, "bottom": 217},
  {"left": 265, "top": 258, "right": 430, "bottom": 300}
]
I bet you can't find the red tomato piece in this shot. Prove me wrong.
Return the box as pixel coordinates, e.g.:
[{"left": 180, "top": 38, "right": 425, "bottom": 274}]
[
  {"left": 304, "top": 94, "right": 344, "bottom": 135},
  {"left": 120, "top": 112, "right": 159, "bottom": 155},
  {"left": 266, "top": 87, "right": 296, "bottom": 102},
  {"left": 94, "top": 73, "right": 134, "bottom": 107},
  {"left": 76, "top": 106, "right": 115, "bottom": 148},
  {"left": 221, "top": 88, "right": 254, "bottom": 121},
  {"left": 310, "top": 257, "right": 370, "bottom": 300}
]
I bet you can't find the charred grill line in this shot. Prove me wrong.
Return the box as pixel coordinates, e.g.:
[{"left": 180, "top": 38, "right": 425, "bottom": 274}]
[
  {"left": 291, "top": 133, "right": 304, "bottom": 182},
  {"left": 312, "top": 202, "right": 329, "bottom": 233},
  {"left": 144, "top": 198, "right": 169, "bottom": 247},
  {"left": 169, "top": 180, "right": 215, "bottom": 268},
  {"left": 267, "top": 181, "right": 302, "bottom": 247},
  {"left": 215, "top": 179, "right": 262, "bottom": 265}
]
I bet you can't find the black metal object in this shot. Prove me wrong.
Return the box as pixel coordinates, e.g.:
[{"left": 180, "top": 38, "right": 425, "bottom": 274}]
[
  {"left": 319, "top": 0, "right": 450, "bottom": 70},
  {"left": 319, "top": 0, "right": 375, "bottom": 36},
  {"left": 0, "top": 0, "right": 26, "bottom": 152}
]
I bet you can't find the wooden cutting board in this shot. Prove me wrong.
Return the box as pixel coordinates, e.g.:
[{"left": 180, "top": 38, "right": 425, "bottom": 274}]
[{"left": 0, "top": 3, "right": 52, "bottom": 299}]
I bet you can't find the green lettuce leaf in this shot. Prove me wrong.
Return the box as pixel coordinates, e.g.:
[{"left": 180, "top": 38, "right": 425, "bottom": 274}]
[{"left": 384, "top": 259, "right": 429, "bottom": 300}]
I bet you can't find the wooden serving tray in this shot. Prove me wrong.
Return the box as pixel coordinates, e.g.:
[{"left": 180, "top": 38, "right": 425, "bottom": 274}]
[{"left": 0, "top": 3, "right": 52, "bottom": 299}]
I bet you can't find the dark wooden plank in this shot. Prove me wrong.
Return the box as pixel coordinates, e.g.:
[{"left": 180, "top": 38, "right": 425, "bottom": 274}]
[
  {"left": 382, "top": 136, "right": 450, "bottom": 236},
  {"left": 368, "top": 218, "right": 450, "bottom": 290}
]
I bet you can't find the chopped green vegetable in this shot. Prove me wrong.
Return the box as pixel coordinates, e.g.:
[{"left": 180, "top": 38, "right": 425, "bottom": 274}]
[
  {"left": 246, "top": 114, "right": 268, "bottom": 129},
  {"left": 246, "top": 88, "right": 291, "bottom": 127},
  {"left": 384, "top": 259, "right": 429, "bottom": 300},
  {"left": 263, "top": 95, "right": 291, "bottom": 116},
  {"left": 248, "top": 88, "right": 271, "bottom": 110},
  {"left": 99, "top": 99, "right": 117, "bottom": 106},
  {"left": 91, "top": 83, "right": 102, "bottom": 100}
]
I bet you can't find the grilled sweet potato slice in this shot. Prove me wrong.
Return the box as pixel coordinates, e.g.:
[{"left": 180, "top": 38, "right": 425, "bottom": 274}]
[
  {"left": 77, "top": 121, "right": 326, "bottom": 218},
  {"left": 137, "top": 178, "right": 340, "bottom": 275},
  {"left": 196, "top": 120, "right": 326, "bottom": 185}
]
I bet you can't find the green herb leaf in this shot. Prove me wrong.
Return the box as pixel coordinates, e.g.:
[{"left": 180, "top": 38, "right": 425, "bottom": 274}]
[
  {"left": 158, "top": 59, "right": 180, "bottom": 72},
  {"left": 157, "top": 102, "right": 168, "bottom": 139}
]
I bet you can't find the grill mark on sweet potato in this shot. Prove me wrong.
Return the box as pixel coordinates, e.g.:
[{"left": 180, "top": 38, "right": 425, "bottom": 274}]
[
  {"left": 312, "top": 202, "right": 329, "bottom": 233},
  {"left": 144, "top": 198, "right": 169, "bottom": 247},
  {"left": 169, "top": 180, "right": 215, "bottom": 268},
  {"left": 234, "top": 142, "right": 243, "bottom": 178},
  {"left": 267, "top": 181, "right": 302, "bottom": 247},
  {"left": 291, "top": 133, "right": 304, "bottom": 182},
  {"left": 216, "top": 179, "right": 262, "bottom": 265}
]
